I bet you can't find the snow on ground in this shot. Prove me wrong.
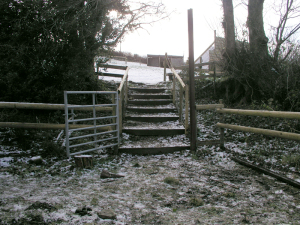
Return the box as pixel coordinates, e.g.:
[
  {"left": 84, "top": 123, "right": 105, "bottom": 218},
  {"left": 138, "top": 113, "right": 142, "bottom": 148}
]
[
  {"left": 1, "top": 61, "right": 300, "bottom": 224},
  {"left": 99, "top": 61, "right": 173, "bottom": 84}
]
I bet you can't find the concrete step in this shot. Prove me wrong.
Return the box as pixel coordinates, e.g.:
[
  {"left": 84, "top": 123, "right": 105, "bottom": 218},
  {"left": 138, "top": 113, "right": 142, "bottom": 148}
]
[
  {"left": 118, "top": 146, "right": 190, "bottom": 155},
  {"left": 125, "top": 116, "right": 179, "bottom": 122},
  {"left": 122, "top": 128, "right": 185, "bottom": 136},
  {"left": 128, "top": 100, "right": 172, "bottom": 105},
  {"left": 129, "top": 94, "right": 172, "bottom": 99}
]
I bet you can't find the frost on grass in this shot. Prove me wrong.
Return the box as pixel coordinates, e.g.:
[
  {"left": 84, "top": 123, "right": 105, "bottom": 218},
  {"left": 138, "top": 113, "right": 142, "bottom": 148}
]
[
  {"left": 1, "top": 151, "right": 300, "bottom": 224},
  {"left": 1, "top": 62, "right": 300, "bottom": 224}
]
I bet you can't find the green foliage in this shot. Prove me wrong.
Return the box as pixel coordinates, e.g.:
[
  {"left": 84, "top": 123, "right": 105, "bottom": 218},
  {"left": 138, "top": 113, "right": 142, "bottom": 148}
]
[{"left": 0, "top": 0, "right": 167, "bottom": 103}]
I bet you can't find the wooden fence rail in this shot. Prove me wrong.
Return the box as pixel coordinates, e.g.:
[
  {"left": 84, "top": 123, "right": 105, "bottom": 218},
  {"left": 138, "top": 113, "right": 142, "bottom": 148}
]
[
  {"left": 0, "top": 64, "right": 129, "bottom": 131},
  {"left": 0, "top": 102, "right": 112, "bottom": 111},
  {"left": 0, "top": 122, "right": 112, "bottom": 131},
  {"left": 217, "top": 123, "right": 300, "bottom": 142},
  {"left": 217, "top": 107, "right": 300, "bottom": 146}
]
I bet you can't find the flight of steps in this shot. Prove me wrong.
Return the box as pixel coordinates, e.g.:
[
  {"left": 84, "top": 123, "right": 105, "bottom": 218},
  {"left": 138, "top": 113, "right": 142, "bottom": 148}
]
[{"left": 118, "top": 83, "right": 190, "bottom": 155}]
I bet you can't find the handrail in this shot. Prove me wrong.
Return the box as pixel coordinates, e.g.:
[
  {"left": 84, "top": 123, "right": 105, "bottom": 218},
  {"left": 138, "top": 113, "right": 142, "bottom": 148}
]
[
  {"left": 165, "top": 54, "right": 187, "bottom": 133},
  {"left": 165, "top": 56, "right": 185, "bottom": 89},
  {"left": 117, "top": 67, "right": 130, "bottom": 93},
  {"left": 116, "top": 66, "right": 130, "bottom": 134}
]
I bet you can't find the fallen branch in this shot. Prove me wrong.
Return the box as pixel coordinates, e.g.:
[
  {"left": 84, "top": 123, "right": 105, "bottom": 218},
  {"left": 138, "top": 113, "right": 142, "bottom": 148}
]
[
  {"left": 100, "top": 170, "right": 125, "bottom": 179},
  {"left": 232, "top": 157, "right": 300, "bottom": 189}
]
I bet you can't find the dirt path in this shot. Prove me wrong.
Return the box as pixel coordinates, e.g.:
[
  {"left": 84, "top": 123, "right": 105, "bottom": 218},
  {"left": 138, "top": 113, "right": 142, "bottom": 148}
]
[{"left": 0, "top": 150, "right": 299, "bottom": 224}]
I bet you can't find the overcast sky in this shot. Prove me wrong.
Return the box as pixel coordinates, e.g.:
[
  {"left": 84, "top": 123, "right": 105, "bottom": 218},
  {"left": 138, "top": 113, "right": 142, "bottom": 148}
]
[
  {"left": 115, "top": 0, "right": 300, "bottom": 61},
  {"left": 116, "top": 0, "right": 235, "bottom": 59}
]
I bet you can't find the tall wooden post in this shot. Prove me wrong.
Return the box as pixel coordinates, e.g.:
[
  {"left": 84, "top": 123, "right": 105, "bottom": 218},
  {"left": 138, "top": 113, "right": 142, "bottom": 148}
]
[
  {"left": 185, "top": 85, "right": 189, "bottom": 135},
  {"left": 173, "top": 78, "right": 176, "bottom": 105},
  {"left": 188, "top": 9, "right": 197, "bottom": 152},
  {"left": 164, "top": 52, "right": 167, "bottom": 81},
  {"left": 219, "top": 99, "right": 225, "bottom": 149},
  {"left": 179, "top": 85, "right": 183, "bottom": 122}
]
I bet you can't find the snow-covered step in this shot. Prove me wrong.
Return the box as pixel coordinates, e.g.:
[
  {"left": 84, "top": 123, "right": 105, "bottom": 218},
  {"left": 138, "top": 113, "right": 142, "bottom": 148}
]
[
  {"left": 119, "top": 133, "right": 190, "bottom": 154},
  {"left": 129, "top": 88, "right": 166, "bottom": 93},
  {"left": 122, "top": 128, "right": 185, "bottom": 136},
  {"left": 129, "top": 94, "right": 172, "bottom": 99},
  {"left": 118, "top": 146, "right": 190, "bottom": 155},
  {"left": 126, "top": 107, "right": 177, "bottom": 113},
  {"left": 121, "top": 82, "right": 189, "bottom": 154},
  {"left": 125, "top": 116, "right": 179, "bottom": 122},
  {"left": 128, "top": 99, "right": 173, "bottom": 105}
]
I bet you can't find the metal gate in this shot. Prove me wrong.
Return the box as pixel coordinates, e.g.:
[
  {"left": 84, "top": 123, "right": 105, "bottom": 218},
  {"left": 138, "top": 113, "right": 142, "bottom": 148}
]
[{"left": 64, "top": 91, "right": 119, "bottom": 157}]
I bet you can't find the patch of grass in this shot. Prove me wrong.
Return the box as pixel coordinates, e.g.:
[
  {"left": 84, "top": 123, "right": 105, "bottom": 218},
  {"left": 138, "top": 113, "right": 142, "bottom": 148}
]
[
  {"left": 40, "top": 141, "right": 65, "bottom": 158},
  {"left": 223, "top": 192, "right": 236, "bottom": 198},
  {"left": 282, "top": 154, "right": 300, "bottom": 168},
  {"left": 190, "top": 197, "right": 204, "bottom": 207},
  {"left": 133, "top": 162, "right": 141, "bottom": 167},
  {"left": 203, "top": 206, "right": 224, "bottom": 215},
  {"left": 163, "top": 177, "right": 180, "bottom": 185}
]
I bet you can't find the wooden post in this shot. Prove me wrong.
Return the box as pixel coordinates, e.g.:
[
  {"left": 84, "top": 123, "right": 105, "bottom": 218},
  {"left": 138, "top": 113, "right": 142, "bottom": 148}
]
[
  {"left": 188, "top": 9, "right": 197, "bottom": 152},
  {"left": 179, "top": 85, "right": 183, "bottom": 122},
  {"left": 213, "top": 63, "right": 216, "bottom": 97},
  {"left": 185, "top": 85, "right": 189, "bottom": 135},
  {"left": 219, "top": 99, "right": 225, "bottom": 149},
  {"left": 125, "top": 76, "right": 128, "bottom": 106},
  {"left": 119, "top": 89, "right": 123, "bottom": 135},
  {"left": 173, "top": 78, "right": 176, "bottom": 105},
  {"left": 74, "top": 155, "right": 93, "bottom": 169},
  {"left": 164, "top": 52, "right": 167, "bottom": 81}
]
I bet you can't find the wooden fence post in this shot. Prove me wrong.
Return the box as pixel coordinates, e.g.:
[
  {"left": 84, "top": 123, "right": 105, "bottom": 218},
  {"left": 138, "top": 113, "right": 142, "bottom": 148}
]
[
  {"left": 219, "top": 99, "right": 225, "bottom": 149},
  {"left": 185, "top": 85, "right": 189, "bottom": 135},
  {"left": 164, "top": 52, "right": 167, "bottom": 81},
  {"left": 119, "top": 90, "right": 123, "bottom": 135},
  {"left": 125, "top": 76, "right": 128, "bottom": 107},
  {"left": 173, "top": 78, "right": 176, "bottom": 105},
  {"left": 179, "top": 85, "right": 183, "bottom": 122},
  {"left": 213, "top": 62, "right": 216, "bottom": 97},
  {"left": 188, "top": 9, "right": 197, "bottom": 152}
]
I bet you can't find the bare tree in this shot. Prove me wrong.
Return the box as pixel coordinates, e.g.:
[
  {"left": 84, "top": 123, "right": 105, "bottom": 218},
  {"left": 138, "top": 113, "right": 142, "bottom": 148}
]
[
  {"left": 272, "top": 0, "right": 300, "bottom": 63},
  {"left": 222, "top": 0, "right": 236, "bottom": 59},
  {"left": 247, "top": 0, "right": 269, "bottom": 59}
]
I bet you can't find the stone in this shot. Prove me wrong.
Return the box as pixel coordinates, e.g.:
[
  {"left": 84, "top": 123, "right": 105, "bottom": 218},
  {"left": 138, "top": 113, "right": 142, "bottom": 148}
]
[
  {"left": 97, "top": 209, "right": 116, "bottom": 220},
  {"left": 29, "top": 156, "right": 43, "bottom": 165}
]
